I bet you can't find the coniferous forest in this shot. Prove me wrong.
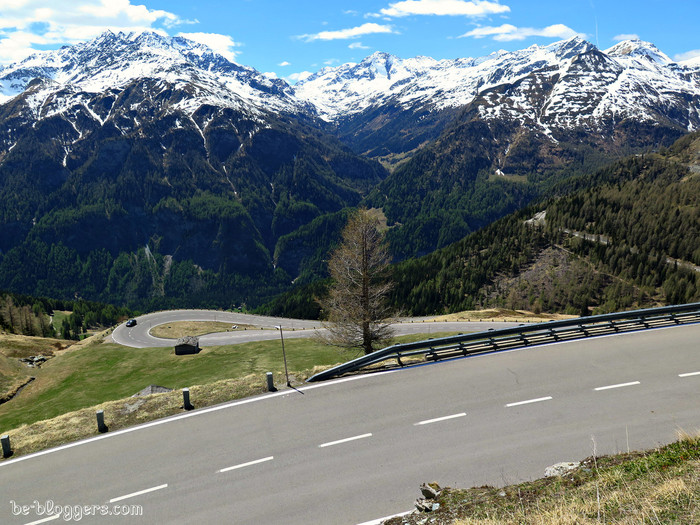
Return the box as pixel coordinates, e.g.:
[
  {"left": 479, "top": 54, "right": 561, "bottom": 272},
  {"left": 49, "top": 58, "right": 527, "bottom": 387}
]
[{"left": 263, "top": 133, "right": 700, "bottom": 318}]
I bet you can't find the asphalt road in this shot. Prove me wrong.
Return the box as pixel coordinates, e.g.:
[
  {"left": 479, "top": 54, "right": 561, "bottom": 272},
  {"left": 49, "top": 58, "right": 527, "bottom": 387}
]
[
  {"left": 2, "top": 323, "right": 699, "bottom": 524},
  {"left": 111, "top": 309, "right": 524, "bottom": 348}
]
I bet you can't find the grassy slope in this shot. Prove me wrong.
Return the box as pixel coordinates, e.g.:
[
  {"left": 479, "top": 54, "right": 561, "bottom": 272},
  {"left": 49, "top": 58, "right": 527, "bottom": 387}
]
[
  {"left": 388, "top": 434, "right": 700, "bottom": 524},
  {"left": 0, "top": 336, "right": 345, "bottom": 432},
  {"left": 149, "top": 321, "right": 255, "bottom": 339},
  {"left": 0, "top": 329, "right": 463, "bottom": 433}
]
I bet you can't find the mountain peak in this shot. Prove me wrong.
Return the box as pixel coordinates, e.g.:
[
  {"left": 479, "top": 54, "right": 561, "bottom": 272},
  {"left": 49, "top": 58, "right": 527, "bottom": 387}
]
[
  {"left": 605, "top": 38, "right": 672, "bottom": 65},
  {"left": 359, "top": 51, "right": 399, "bottom": 79},
  {"left": 551, "top": 36, "right": 597, "bottom": 59},
  {"left": 0, "top": 29, "right": 305, "bottom": 115}
]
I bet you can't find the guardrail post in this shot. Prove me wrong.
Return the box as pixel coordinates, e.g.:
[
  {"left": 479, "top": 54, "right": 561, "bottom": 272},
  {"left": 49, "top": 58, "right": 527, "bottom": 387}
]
[
  {"left": 96, "top": 410, "right": 108, "bottom": 433},
  {"left": 183, "top": 388, "right": 194, "bottom": 410},
  {"left": 1, "top": 435, "right": 11, "bottom": 458},
  {"left": 266, "top": 372, "right": 277, "bottom": 392}
]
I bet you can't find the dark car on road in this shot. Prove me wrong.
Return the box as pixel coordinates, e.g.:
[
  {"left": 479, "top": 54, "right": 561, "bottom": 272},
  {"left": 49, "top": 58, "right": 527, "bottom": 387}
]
[{"left": 126, "top": 319, "right": 137, "bottom": 327}]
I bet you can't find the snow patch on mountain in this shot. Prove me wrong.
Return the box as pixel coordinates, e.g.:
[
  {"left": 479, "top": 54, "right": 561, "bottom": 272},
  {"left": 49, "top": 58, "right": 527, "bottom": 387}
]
[
  {"left": 0, "top": 31, "right": 310, "bottom": 119},
  {"left": 295, "top": 37, "right": 700, "bottom": 135},
  {"left": 0, "top": 32, "right": 698, "bottom": 145}
]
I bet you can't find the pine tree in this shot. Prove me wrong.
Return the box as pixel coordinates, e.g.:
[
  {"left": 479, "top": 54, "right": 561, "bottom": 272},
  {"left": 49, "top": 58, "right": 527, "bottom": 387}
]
[{"left": 318, "top": 208, "right": 395, "bottom": 354}]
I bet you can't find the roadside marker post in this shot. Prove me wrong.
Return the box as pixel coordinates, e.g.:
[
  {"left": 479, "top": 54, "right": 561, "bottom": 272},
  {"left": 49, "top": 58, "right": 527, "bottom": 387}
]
[
  {"left": 266, "top": 372, "right": 277, "bottom": 392},
  {"left": 96, "top": 410, "right": 108, "bottom": 433},
  {"left": 183, "top": 388, "right": 194, "bottom": 411},
  {"left": 1, "top": 434, "right": 11, "bottom": 458}
]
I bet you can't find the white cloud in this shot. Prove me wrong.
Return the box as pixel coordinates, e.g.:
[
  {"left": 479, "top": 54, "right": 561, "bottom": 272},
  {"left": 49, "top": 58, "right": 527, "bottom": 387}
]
[
  {"left": 378, "top": 0, "right": 510, "bottom": 17},
  {"left": 299, "top": 22, "right": 395, "bottom": 42},
  {"left": 177, "top": 32, "right": 240, "bottom": 61},
  {"left": 263, "top": 71, "right": 278, "bottom": 79},
  {"left": 0, "top": 29, "right": 46, "bottom": 63},
  {"left": 460, "top": 23, "right": 581, "bottom": 42},
  {"left": 613, "top": 33, "right": 640, "bottom": 42},
  {"left": 674, "top": 49, "right": 700, "bottom": 62},
  {"left": 349, "top": 42, "right": 370, "bottom": 50},
  {"left": 286, "top": 71, "right": 313, "bottom": 84},
  {"left": 78, "top": 0, "right": 178, "bottom": 26},
  {"left": 278, "top": 60, "right": 291, "bottom": 66},
  {"left": 0, "top": 0, "right": 194, "bottom": 64}
]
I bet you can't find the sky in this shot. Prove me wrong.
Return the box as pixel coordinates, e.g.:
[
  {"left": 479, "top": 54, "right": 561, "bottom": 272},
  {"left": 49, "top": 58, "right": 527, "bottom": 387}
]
[{"left": 0, "top": 0, "right": 698, "bottom": 83}]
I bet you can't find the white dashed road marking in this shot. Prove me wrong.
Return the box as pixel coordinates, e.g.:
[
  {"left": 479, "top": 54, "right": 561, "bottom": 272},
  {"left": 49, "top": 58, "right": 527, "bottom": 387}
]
[
  {"left": 109, "top": 484, "right": 168, "bottom": 503},
  {"left": 505, "top": 396, "right": 553, "bottom": 408},
  {"left": 219, "top": 456, "right": 274, "bottom": 473},
  {"left": 319, "top": 433, "right": 372, "bottom": 448},
  {"left": 594, "top": 381, "right": 640, "bottom": 391},
  {"left": 415, "top": 413, "right": 466, "bottom": 426}
]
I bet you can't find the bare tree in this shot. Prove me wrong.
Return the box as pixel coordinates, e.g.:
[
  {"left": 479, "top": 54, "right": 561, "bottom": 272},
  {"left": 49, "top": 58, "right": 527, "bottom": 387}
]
[{"left": 319, "top": 208, "right": 395, "bottom": 354}]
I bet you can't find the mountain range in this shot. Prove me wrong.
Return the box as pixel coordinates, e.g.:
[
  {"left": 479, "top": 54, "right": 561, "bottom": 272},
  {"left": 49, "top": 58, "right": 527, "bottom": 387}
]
[{"left": 0, "top": 31, "right": 698, "bottom": 310}]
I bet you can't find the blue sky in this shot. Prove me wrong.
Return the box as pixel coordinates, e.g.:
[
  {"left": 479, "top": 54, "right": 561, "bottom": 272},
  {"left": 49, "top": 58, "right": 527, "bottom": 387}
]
[{"left": 0, "top": 0, "right": 698, "bottom": 82}]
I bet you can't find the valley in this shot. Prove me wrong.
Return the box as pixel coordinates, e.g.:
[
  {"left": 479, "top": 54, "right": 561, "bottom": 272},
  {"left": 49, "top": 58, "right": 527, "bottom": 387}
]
[{"left": 0, "top": 31, "right": 697, "bottom": 315}]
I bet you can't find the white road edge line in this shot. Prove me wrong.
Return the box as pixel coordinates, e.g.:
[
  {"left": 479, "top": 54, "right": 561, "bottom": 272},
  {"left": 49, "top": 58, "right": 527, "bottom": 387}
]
[
  {"left": 594, "top": 381, "right": 640, "bottom": 391},
  {"left": 24, "top": 515, "right": 60, "bottom": 525},
  {"left": 415, "top": 412, "right": 466, "bottom": 426},
  {"left": 679, "top": 371, "right": 700, "bottom": 378},
  {"left": 356, "top": 510, "right": 414, "bottom": 525},
  {"left": 0, "top": 370, "right": 393, "bottom": 468},
  {"left": 219, "top": 456, "right": 274, "bottom": 473},
  {"left": 5, "top": 323, "right": 695, "bottom": 468},
  {"left": 505, "top": 396, "right": 552, "bottom": 408},
  {"left": 109, "top": 484, "right": 168, "bottom": 503},
  {"left": 319, "top": 433, "right": 372, "bottom": 448}
]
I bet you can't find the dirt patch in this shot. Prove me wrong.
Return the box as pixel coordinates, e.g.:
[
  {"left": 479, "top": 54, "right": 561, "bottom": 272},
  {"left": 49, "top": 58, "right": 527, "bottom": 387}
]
[{"left": 0, "top": 333, "right": 71, "bottom": 359}]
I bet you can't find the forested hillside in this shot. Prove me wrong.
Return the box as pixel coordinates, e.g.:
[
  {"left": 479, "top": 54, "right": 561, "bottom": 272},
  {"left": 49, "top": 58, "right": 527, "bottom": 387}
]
[
  {"left": 264, "top": 133, "right": 700, "bottom": 318},
  {"left": 364, "top": 112, "right": 663, "bottom": 259},
  {"left": 388, "top": 136, "right": 700, "bottom": 315},
  {"left": 0, "top": 94, "right": 385, "bottom": 310},
  {"left": 2, "top": 33, "right": 698, "bottom": 313},
  {"left": 0, "top": 291, "right": 133, "bottom": 339}
]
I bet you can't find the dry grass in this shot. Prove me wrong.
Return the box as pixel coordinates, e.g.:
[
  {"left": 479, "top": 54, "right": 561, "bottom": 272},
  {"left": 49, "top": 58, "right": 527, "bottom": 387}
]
[
  {"left": 149, "top": 321, "right": 256, "bottom": 339},
  {"left": 431, "top": 308, "right": 575, "bottom": 324},
  {"left": 388, "top": 431, "right": 700, "bottom": 525},
  {"left": 0, "top": 333, "right": 72, "bottom": 359},
  {"left": 0, "top": 366, "right": 331, "bottom": 460},
  {"left": 366, "top": 207, "right": 390, "bottom": 230},
  {"left": 0, "top": 332, "right": 77, "bottom": 402}
]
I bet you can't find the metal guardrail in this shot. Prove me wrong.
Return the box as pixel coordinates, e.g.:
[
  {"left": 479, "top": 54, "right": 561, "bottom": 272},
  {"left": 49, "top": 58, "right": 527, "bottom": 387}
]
[{"left": 307, "top": 302, "right": 700, "bottom": 382}]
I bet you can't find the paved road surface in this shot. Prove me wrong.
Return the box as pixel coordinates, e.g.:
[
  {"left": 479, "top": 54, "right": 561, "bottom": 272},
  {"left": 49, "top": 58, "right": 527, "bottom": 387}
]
[
  {"left": 2, "top": 324, "right": 699, "bottom": 524},
  {"left": 111, "top": 309, "right": 524, "bottom": 348}
]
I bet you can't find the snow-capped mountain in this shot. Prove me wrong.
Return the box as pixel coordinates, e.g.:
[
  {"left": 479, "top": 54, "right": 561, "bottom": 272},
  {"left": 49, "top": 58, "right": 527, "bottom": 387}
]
[
  {"left": 0, "top": 30, "right": 310, "bottom": 117},
  {"left": 296, "top": 37, "right": 700, "bottom": 141},
  {"left": 0, "top": 30, "right": 384, "bottom": 301},
  {"left": 0, "top": 30, "right": 698, "bottom": 307},
  {"left": 2, "top": 31, "right": 698, "bottom": 157}
]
